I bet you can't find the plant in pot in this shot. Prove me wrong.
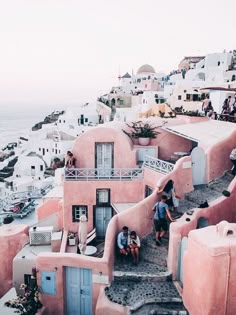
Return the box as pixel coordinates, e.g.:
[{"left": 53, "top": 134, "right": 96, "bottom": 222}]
[
  {"left": 68, "top": 232, "right": 76, "bottom": 246},
  {"left": 123, "top": 121, "right": 164, "bottom": 146}
]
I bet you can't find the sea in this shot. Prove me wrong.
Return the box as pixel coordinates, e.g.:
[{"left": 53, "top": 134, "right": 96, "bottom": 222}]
[{"left": 0, "top": 105, "right": 66, "bottom": 149}]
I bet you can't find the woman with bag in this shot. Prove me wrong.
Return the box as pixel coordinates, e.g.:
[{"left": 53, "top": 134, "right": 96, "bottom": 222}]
[{"left": 158, "top": 179, "right": 180, "bottom": 212}]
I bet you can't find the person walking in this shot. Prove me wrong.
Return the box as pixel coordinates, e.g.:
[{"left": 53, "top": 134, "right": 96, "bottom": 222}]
[{"left": 152, "top": 195, "right": 175, "bottom": 246}]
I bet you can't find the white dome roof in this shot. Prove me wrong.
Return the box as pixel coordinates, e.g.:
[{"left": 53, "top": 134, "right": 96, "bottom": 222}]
[{"left": 137, "top": 64, "right": 156, "bottom": 74}]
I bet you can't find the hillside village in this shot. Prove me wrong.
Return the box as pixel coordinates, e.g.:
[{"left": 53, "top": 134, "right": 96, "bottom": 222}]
[{"left": 1, "top": 50, "right": 236, "bottom": 314}]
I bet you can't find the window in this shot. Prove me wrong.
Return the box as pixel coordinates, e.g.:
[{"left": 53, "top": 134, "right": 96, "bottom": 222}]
[
  {"left": 72, "top": 205, "right": 88, "bottom": 222},
  {"left": 96, "top": 189, "right": 110, "bottom": 205},
  {"left": 218, "top": 61, "right": 220, "bottom": 66},
  {"left": 186, "top": 94, "right": 190, "bottom": 100},
  {"left": 85, "top": 118, "right": 88, "bottom": 122},
  {"left": 39, "top": 148, "right": 41, "bottom": 151},
  {"left": 47, "top": 149, "right": 49, "bottom": 152},
  {"left": 178, "top": 95, "right": 182, "bottom": 100},
  {"left": 232, "top": 75, "right": 236, "bottom": 82},
  {"left": 40, "top": 165, "right": 43, "bottom": 171}
]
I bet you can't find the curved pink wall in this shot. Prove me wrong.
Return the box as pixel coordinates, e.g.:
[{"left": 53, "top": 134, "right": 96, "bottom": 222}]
[
  {"left": 71, "top": 126, "right": 136, "bottom": 168},
  {"left": 0, "top": 225, "right": 29, "bottom": 297},
  {"left": 206, "top": 129, "right": 236, "bottom": 182},
  {"left": 168, "top": 177, "right": 236, "bottom": 279}
]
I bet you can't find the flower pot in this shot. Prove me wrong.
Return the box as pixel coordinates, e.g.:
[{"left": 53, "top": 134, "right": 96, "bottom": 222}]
[
  {"left": 138, "top": 137, "right": 150, "bottom": 146},
  {"left": 69, "top": 238, "right": 76, "bottom": 246}
]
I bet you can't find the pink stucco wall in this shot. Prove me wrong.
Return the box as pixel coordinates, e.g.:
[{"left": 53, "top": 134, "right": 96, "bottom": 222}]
[
  {"left": 63, "top": 180, "right": 144, "bottom": 232},
  {"left": 183, "top": 222, "right": 236, "bottom": 315},
  {"left": 150, "top": 130, "right": 192, "bottom": 161},
  {"left": 0, "top": 225, "right": 29, "bottom": 297},
  {"left": 37, "top": 199, "right": 63, "bottom": 230},
  {"left": 72, "top": 126, "right": 136, "bottom": 169},
  {"left": 206, "top": 130, "right": 236, "bottom": 182},
  {"left": 156, "top": 156, "right": 194, "bottom": 198},
  {"left": 168, "top": 177, "right": 236, "bottom": 279}
]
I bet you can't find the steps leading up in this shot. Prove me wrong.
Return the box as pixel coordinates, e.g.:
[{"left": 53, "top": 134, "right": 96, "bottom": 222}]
[{"left": 105, "top": 171, "right": 234, "bottom": 314}]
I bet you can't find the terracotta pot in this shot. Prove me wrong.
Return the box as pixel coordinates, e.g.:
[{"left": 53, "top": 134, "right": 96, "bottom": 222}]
[{"left": 138, "top": 137, "right": 150, "bottom": 146}]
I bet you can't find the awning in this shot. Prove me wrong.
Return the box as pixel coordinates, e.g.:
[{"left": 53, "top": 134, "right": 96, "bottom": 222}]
[{"left": 163, "top": 120, "right": 236, "bottom": 146}]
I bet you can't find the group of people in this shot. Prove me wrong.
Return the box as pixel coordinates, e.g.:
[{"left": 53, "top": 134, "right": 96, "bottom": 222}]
[
  {"left": 117, "top": 179, "right": 179, "bottom": 262},
  {"left": 117, "top": 226, "right": 141, "bottom": 265},
  {"left": 202, "top": 94, "right": 236, "bottom": 119},
  {"left": 221, "top": 95, "right": 236, "bottom": 116}
]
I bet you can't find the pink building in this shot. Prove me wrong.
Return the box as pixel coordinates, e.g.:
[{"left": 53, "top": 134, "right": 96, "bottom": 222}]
[{"left": 2, "top": 116, "right": 236, "bottom": 314}]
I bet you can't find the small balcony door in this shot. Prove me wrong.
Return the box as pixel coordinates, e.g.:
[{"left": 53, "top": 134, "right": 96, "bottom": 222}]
[{"left": 95, "top": 143, "right": 113, "bottom": 177}]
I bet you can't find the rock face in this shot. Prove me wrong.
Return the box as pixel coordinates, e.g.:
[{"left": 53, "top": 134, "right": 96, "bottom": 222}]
[{"left": 32, "top": 110, "right": 64, "bottom": 131}]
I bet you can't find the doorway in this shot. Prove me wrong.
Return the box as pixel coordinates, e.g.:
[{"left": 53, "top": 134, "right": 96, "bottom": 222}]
[
  {"left": 95, "top": 143, "right": 113, "bottom": 177},
  {"left": 191, "top": 147, "right": 206, "bottom": 185},
  {"left": 65, "top": 267, "right": 92, "bottom": 315}
]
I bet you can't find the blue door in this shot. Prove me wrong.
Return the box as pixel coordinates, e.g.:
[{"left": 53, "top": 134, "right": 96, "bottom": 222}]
[
  {"left": 65, "top": 267, "right": 92, "bottom": 315},
  {"left": 95, "top": 207, "right": 112, "bottom": 238}
]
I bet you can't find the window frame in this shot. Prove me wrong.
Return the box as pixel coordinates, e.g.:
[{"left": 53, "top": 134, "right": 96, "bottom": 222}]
[
  {"left": 72, "top": 205, "right": 88, "bottom": 222},
  {"left": 96, "top": 189, "right": 110, "bottom": 206}
]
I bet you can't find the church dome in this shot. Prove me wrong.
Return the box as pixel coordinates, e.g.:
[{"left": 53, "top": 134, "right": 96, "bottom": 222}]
[{"left": 137, "top": 64, "right": 156, "bottom": 74}]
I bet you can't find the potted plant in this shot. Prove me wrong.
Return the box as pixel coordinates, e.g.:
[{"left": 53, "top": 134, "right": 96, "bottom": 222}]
[
  {"left": 123, "top": 121, "right": 163, "bottom": 146},
  {"left": 68, "top": 232, "right": 76, "bottom": 246}
]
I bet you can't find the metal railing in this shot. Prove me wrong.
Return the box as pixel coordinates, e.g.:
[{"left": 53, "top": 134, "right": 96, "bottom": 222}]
[
  {"left": 65, "top": 168, "right": 143, "bottom": 181},
  {"left": 143, "top": 156, "right": 174, "bottom": 174}
]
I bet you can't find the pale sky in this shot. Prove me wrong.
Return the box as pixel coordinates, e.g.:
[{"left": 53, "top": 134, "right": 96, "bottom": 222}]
[{"left": 0, "top": 0, "right": 235, "bottom": 110}]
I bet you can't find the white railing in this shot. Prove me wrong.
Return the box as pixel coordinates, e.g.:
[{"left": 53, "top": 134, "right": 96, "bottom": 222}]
[
  {"left": 65, "top": 168, "right": 143, "bottom": 181},
  {"left": 143, "top": 155, "right": 174, "bottom": 174}
]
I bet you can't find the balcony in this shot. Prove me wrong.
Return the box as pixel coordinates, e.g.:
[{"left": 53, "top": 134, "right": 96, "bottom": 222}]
[
  {"left": 64, "top": 168, "right": 143, "bottom": 181},
  {"left": 143, "top": 156, "right": 174, "bottom": 174}
]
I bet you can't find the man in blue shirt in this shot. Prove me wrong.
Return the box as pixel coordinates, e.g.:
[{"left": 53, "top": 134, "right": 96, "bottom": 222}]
[
  {"left": 117, "top": 226, "right": 130, "bottom": 256},
  {"left": 152, "top": 195, "right": 175, "bottom": 246}
]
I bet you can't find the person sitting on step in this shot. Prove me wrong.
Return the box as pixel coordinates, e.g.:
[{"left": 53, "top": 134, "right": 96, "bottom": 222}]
[
  {"left": 128, "top": 230, "right": 141, "bottom": 265},
  {"left": 117, "top": 226, "right": 130, "bottom": 258}
]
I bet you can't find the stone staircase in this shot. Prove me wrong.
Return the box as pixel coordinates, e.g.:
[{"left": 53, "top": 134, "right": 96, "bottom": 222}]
[
  {"left": 104, "top": 171, "right": 234, "bottom": 314},
  {"left": 105, "top": 232, "right": 187, "bottom": 314},
  {"left": 178, "top": 171, "right": 234, "bottom": 214}
]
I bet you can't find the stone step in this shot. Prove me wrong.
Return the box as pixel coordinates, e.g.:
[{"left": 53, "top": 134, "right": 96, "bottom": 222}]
[
  {"left": 178, "top": 199, "right": 199, "bottom": 213},
  {"left": 185, "top": 186, "right": 221, "bottom": 204},
  {"left": 130, "top": 302, "right": 188, "bottom": 315},
  {"left": 113, "top": 269, "right": 171, "bottom": 282},
  {"left": 105, "top": 281, "right": 182, "bottom": 309}
]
